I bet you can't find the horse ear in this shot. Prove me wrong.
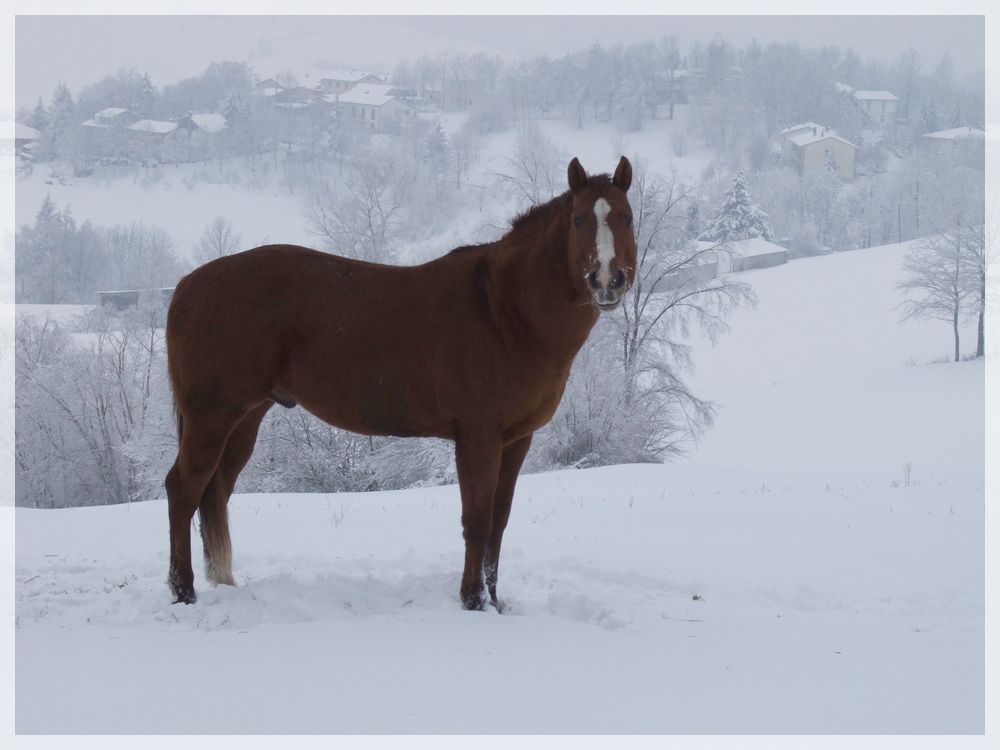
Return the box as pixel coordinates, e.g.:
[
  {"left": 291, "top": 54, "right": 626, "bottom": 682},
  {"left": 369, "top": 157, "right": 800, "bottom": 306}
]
[
  {"left": 567, "top": 157, "right": 588, "bottom": 194},
  {"left": 613, "top": 156, "right": 632, "bottom": 193}
]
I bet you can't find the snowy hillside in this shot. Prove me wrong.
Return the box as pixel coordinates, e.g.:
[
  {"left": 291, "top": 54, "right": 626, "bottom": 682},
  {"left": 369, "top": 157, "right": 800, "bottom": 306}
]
[{"left": 15, "top": 240, "right": 984, "bottom": 734}]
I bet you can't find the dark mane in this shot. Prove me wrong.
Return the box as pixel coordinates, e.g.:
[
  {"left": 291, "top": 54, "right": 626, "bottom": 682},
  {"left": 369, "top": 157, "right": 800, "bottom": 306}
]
[
  {"left": 509, "top": 189, "right": 573, "bottom": 233},
  {"left": 448, "top": 174, "right": 613, "bottom": 256}
]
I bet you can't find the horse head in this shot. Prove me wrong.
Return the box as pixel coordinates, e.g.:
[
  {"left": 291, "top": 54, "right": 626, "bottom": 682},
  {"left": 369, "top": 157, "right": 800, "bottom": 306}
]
[{"left": 566, "top": 156, "right": 637, "bottom": 310}]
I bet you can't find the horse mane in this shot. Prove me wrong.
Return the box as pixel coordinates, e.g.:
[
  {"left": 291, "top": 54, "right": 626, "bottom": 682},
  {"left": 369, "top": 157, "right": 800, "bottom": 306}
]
[{"left": 449, "top": 174, "right": 615, "bottom": 256}]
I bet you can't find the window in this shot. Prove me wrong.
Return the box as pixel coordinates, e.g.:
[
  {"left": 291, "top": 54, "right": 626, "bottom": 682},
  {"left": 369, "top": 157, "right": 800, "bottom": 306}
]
[{"left": 371, "top": 109, "right": 376, "bottom": 121}]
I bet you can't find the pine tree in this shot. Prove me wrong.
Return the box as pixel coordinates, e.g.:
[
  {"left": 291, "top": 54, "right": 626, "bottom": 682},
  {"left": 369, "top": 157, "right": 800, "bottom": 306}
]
[
  {"left": 137, "top": 72, "right": 156, "bottom": 115},
  {"left": 950, "top": 99, "right": 965, "bottom": 128},
  {"left": 698, "top": 168, "right": 774, "bottom": 242},
  {"left": 919, "top": 97, "right": 939, "bottom": 134},
  {"left": 29, "top": 97, "right": 49, "bottom": 132},
  {"left": 44, "top": 82, "right": 77, "bottom": 162}
]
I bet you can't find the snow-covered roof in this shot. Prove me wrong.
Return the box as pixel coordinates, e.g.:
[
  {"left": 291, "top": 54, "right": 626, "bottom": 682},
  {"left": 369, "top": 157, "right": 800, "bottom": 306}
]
[
  {"left": 94, "top": 107, "right": 130, "bottom": 118},
  {"left": 696, "top": 237, "right": 788, "bottom": 258},
  {"left": 922, "top": 126, "right": 986, "bottom": 141},
  {"left": 129, "top": 119, "right": 178, "bottom": 134},
  {"left": 0, "top": 121, "right": 41, "bottom": 139},
  {"left": 335, "top": 84, "right": 400, "bottom": 107},
  {"left": 780, "top": 122, "right": 825, "bottom": 136},
  {"left": 789, "top": 129, "right": 857, "bottom": 149},
  {"left": 854, "top": 90, "right": 898, "bottom": 102},
  {"left": 319, "top": 70, "right": 378, "bottom": 83},
  {"left": 189, "top": 113, "right": 227, "bottom": 133},
  {"left": 835, "top": 82, "right": 855, "bottom": 94},
  {"left": 84, "top": 108, "right": 142, "bottom": 128}
]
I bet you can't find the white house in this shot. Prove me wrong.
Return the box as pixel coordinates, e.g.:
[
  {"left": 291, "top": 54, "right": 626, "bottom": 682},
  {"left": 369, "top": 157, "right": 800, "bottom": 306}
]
[
  {"left": 782, "top": 124, "right": 858, "bottom": 181},
  {"left": 333, "top": 84, "right": 419, "bottom": 132},
  {"left": 837, "top": 84, "right": 898, "bottom": 127},
  {"left": 780, "top": 122, "right": 827, "bottom": 147},
  {"left": 315, "top": 70, "right": 384, "bottom": 96}
]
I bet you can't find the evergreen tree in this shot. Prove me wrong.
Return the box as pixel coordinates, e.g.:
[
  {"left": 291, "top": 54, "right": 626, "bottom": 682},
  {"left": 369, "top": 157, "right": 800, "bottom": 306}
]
[
  {"left": 137, "top": 72, "right": 156, "bottom": 114},
  {"left": 28, "top": 96, "right": 49, "bottom": 132},
  {"left": 919, "top": 97, "right": 939, "bottom": 134},
  {"left": 950, "top": 99, "right": 965, "bottom": 128},
  {"left": 43, "top": 82, "right": 78, "bottom": 162},
  {"left": 698, "top": 168, "right": 774, "bottom": 242}
]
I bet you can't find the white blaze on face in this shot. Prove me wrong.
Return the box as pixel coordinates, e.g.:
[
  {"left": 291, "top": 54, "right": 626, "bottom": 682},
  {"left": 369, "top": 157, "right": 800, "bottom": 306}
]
[{"left": 593, "top": 197, "right": 614, "bottom": 287}]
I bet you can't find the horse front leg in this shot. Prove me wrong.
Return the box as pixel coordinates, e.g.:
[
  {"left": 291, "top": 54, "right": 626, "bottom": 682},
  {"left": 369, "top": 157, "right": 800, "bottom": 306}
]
[
  {"left": 484, "top": 434, "right": 533, "bottom": 610},
  {"left": 454, "top": 429, "right": 503, "bottom": 611}
]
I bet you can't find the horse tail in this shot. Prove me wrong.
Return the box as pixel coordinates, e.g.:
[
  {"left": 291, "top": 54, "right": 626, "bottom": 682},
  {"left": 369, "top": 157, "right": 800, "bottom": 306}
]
[{"left": 199, "top": 469, "right": 235, "bottom": 587}]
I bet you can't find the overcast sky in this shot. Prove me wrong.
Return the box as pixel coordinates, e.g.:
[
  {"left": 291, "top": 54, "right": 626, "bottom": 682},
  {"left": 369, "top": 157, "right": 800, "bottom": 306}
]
[{"left": 14, "top": 14, "right": 985, "bottom": 109}]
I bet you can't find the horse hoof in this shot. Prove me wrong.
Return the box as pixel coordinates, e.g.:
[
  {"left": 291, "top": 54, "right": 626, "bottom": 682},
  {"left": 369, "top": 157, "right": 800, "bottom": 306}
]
[
  {"left": 461, "top": 590, "right": 486, "bottom": 611},
  {"left": 171, "top": 583, "right": 197, "bottom": 605}
]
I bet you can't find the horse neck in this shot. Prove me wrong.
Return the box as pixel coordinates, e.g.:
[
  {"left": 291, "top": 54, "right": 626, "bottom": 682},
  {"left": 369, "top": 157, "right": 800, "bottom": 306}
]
[{"left": 498, "top": 204, "right": 599, "bottom": 358}]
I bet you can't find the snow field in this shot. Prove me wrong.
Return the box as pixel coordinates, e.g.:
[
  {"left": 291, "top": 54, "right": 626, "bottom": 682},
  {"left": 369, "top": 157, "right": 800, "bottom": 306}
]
[{"left": 10, "top": 113, "right": 988, "bottom": 740}]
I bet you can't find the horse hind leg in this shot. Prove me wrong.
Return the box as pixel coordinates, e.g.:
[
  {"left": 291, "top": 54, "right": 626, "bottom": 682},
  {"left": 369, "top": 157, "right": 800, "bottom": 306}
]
[
  {"left": 198, "top": 400, "right": 273, "bottom": 589},
  {"left": 167, "top": 421, "right": 232, "bottom": 604}
]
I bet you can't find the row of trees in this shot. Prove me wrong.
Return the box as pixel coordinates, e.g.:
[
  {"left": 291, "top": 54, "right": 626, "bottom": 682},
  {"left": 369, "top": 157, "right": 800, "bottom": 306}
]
[{"left": 14, "top": 196, "right": 186, "bottom": 304}]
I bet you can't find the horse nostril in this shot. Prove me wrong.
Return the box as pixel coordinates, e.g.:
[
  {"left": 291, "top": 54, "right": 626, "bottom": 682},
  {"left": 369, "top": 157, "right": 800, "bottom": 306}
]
[
  {"left": 610, "top": 269, "right": 627, "bottom": 290},
  {"left": 587, "top": 271, "right": 601, "bottom": 290}
]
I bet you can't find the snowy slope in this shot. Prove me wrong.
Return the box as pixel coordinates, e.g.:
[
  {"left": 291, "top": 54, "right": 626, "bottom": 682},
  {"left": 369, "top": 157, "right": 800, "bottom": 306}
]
[{"left": 14, "top": 240, "right": 985, "bottom": 735}]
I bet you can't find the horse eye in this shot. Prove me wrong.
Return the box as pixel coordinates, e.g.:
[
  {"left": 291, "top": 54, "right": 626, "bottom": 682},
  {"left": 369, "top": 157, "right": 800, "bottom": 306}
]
[
  {"left": 572, "top": 216, "right": 583, "bottom": 229},
  {"left": 624, "top": 215, "right": 633, "bottom": 227}
]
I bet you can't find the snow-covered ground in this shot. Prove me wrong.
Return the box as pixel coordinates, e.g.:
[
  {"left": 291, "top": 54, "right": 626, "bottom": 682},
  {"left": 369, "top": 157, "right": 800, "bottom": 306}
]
[{"left": 14, "top": 238, "right": 985, "bottom": 735}]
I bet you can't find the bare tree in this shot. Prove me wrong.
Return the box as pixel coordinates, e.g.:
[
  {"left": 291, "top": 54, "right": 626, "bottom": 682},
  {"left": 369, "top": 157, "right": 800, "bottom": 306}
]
[
  {"left": 615, "top": 158, "right": 754, "bottom": 418},
  {"left": 532, "top": 158, "right": 755, "bottom": 468},
  {"left": 898, "top": 167, "right": 985, "bottom": 361},
  {"left": 488, "top": 120, "right": 568, "bottom": 206},
  {"left": 306, "top": 147, "right": 416, "bottom": 263},
  {"left": 898, "top": 232, "right": 970, "bottom": 362},
  {"left": 193, "top": 216, "right": 244, "bottom": 266},
  {"left": 99, "top": 221, "right": 185, "bottom": 290}
]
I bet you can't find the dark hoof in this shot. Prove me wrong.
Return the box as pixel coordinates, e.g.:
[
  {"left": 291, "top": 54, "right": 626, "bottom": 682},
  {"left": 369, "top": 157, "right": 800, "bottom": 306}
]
[
  {"left": 461, "top": 587, "right": 486, "bottom": 611},
  {"left": 169, "top": 571, "right": 197, "bottom": 604}
]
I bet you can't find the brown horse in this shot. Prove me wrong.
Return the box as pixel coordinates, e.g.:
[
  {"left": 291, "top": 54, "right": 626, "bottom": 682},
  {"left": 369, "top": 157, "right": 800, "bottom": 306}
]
[{"left": 165, "top": 156, "right": 636, "bottom": 610}]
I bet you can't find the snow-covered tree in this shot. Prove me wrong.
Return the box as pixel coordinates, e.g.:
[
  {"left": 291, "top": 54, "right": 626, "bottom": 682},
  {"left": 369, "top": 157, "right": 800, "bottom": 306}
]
[
  {"left": 306, "top": 147, "right": 416, "bottom": 263},
  {"left": 488, "top": 120, "right": 568, "bottom": 207},
  {"left": 949, "top": 99, "right": 965, "bottom": 128},
  {"left": 15, "top": 297, "right": 175, "bottom": 507},
  {"left": 41, "top": 82, "right": 79, "bottom": 163},
  {"left": 698, "top": 168, "right": 774, "bottom": 242},
  {"left": 99, "top": 221, "right": 186, "bottom": 291},
  {"left": 531, "top": 158, "right": 754, "bottom": 469},
  {"left": 193, "top": 216, "right": 244, "bottom": 266},
  {"left": 898, "top": 232, "right": 969, "bottom": 362}
]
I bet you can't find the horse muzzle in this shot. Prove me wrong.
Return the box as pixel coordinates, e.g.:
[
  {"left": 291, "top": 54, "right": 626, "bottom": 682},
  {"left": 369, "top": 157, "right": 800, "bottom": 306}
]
[{"left": 587, "top": 269, "right": 628, "bottom": 310}]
